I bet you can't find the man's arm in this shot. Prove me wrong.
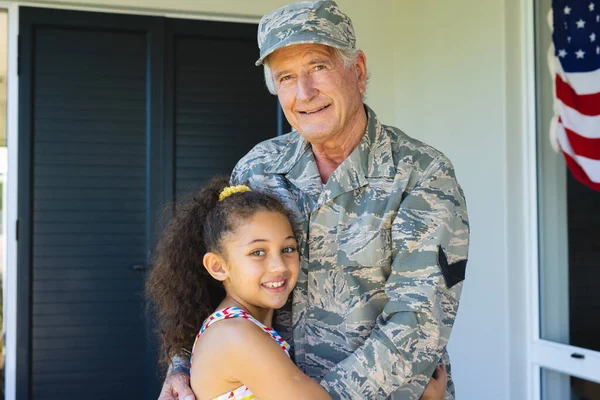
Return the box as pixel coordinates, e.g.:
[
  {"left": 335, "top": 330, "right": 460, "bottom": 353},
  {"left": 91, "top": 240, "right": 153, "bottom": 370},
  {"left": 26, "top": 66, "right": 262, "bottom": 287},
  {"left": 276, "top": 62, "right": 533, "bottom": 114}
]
[
  {"left": 168, "top": 355, "right": 191, "bottom": 375},
  {"left": 320, "top": 155, "right": 469, "bottom": 399}
]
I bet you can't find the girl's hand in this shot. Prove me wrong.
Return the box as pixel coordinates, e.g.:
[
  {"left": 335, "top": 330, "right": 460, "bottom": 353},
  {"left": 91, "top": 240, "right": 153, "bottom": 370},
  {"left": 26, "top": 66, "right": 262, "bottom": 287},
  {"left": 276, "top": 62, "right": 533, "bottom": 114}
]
[{"left": 421, "top": 364, "right": 448, "bottom": 400}]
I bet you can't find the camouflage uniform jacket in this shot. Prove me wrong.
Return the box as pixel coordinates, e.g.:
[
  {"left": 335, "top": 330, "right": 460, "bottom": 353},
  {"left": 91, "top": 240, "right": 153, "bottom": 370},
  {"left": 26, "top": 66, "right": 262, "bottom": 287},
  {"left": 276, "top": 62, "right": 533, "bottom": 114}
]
[{"left": 230, "top": 105, "right": 469, "bottom": 399}]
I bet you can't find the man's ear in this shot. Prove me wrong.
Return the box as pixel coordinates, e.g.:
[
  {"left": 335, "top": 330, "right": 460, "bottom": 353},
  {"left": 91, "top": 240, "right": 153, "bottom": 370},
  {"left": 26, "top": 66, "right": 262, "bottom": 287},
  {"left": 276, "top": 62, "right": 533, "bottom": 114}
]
[
  {"left": 203, "top": 252, "right": 229, "bottom": 281},
  {"left": 354, "top": 51, "right": 368, "bottom": 94}
]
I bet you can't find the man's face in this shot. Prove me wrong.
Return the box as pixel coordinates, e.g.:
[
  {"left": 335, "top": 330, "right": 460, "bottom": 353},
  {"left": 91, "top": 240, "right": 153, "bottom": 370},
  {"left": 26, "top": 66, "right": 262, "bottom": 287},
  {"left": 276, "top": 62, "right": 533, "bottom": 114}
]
[{"left": 267, "top": 43, "right": 367, "bottom": 144}]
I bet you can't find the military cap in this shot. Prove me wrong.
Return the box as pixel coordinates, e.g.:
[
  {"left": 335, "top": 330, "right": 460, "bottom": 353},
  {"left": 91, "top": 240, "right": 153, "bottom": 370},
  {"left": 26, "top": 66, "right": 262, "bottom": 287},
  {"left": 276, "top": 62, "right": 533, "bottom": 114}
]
[{"left": 256, "top": 0, "right": 356, "bottom": 66}]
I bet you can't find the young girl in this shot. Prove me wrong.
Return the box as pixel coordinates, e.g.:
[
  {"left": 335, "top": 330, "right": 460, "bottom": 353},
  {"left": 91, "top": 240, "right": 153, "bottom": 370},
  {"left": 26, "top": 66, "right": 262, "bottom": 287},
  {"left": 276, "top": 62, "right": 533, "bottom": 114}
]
[{"left": 147, "top": 177, "right": 447, "bottom": 400}]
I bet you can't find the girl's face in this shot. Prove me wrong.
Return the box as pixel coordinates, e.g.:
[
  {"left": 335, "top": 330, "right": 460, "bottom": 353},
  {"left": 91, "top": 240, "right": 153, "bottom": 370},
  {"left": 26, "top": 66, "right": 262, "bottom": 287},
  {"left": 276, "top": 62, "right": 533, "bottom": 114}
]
[{"left": 220, "top": 210, "right": 300, "bottom": 315}]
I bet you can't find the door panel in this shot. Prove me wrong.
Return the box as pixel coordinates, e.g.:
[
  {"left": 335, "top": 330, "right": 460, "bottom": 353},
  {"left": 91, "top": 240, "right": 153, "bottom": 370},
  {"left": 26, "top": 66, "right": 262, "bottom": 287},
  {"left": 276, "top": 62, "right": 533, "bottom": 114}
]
[
  {"left": 32, "top": 24, "right": 147, "bottom": 400},
  {"left": 19, "top": 8, "right": 163, "bottom": 400},
  {"left": 166, "top": 19, "right": 281, "bottom": 200}
]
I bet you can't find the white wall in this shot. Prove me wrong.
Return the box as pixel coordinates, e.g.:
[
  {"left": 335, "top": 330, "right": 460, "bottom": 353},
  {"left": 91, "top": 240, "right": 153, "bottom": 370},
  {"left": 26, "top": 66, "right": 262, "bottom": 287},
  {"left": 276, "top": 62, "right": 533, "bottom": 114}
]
[
  {"left": 392, "top": 0, "right": 508, "bottom": 396},
  {"left": 392, "top": 1, "right": 529, "bottom": 399},
  {"left": 5, "top": 0, "right": 530, "bottom": 399}
]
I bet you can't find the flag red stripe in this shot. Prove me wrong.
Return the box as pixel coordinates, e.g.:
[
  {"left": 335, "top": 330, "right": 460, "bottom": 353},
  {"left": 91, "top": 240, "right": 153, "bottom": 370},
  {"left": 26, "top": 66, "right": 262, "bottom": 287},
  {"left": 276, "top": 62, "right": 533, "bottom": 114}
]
[
  {"left": 562, "top": 151, "right": 600, "bottom": 191},
  {"left": 563, "top": 125, "right": 600, "bottom": 160},
  {"left": 556, "top": 75, "right": 600, "bottom": 116}
]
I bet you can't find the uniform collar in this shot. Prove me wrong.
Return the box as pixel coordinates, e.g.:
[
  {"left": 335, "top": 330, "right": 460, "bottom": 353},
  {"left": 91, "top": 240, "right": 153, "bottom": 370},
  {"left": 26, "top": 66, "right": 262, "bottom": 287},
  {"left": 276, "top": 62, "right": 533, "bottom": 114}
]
[{"left": 265, "top": 105, "right": 396, "bottom": 210}]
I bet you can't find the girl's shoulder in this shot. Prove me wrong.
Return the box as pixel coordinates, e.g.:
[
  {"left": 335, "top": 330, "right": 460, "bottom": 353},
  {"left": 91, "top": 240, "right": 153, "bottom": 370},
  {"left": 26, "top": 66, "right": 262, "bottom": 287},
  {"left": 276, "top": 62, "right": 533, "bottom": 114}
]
[
  {"left": 190, "top": 307, "right": 284, "bottom": 391},
  {"left": 192, "top": 307, "right": 273, "bottom": 361},
  {"left": 190, "top": 309, "right": 271, "bottom": 398},
  {"left": 201, "top": 312, "right": 264, "bottom": 342}
]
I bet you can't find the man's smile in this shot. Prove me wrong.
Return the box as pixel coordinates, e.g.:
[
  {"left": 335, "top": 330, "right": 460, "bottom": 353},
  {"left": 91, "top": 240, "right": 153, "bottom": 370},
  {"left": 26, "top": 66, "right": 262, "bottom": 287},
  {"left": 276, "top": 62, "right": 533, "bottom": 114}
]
[{"left": 298, "top": 104, "right": 331, "bottom": 115}]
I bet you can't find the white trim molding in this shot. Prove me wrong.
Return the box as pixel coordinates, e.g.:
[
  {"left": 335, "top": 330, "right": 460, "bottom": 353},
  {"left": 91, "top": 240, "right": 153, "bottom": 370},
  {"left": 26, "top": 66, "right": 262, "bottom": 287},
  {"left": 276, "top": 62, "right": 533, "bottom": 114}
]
[
  {"left": 10, "top": 1, "right": 261, "bottom": 23},
  {"left": 522, "top": 0, "right": 538, "bottom": 396},
  {"left": 504, "top": 0, "right": 537, "bottom": 397},
  {"left": 1, "top": 3, "right": 18, "bottom": 400}
]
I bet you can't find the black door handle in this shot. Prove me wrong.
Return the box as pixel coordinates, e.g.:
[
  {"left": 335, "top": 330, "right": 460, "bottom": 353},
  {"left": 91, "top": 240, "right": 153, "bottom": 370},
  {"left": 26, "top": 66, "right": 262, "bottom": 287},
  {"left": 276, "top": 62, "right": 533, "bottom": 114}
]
[{"left": 131, "top": 263, "right": 147, "bottom": 272}]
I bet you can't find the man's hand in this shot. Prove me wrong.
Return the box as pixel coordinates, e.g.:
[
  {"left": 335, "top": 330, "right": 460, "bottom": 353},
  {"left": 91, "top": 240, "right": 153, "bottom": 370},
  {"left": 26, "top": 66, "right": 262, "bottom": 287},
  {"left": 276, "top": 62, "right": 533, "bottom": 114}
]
[
  {"left": 157, "top": 372, "right": 196, "bottom": 400},
  {"left": 421, "top": 365, "right": 448, "bottom": 400}
]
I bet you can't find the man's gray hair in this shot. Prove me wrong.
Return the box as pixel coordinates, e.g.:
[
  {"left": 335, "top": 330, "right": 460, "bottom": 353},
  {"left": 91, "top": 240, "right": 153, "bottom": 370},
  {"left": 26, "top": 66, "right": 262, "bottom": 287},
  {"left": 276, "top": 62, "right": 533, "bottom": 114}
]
[{"left": 262, "top": 47, "right": 364, "bottom": 95}]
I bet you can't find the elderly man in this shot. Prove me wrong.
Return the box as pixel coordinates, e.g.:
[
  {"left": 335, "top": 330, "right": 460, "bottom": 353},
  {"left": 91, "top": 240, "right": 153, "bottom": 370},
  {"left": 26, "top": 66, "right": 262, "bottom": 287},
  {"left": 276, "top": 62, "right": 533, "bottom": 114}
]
[{"left": 159, "top": 1, "right": 469, "bottom": 399}]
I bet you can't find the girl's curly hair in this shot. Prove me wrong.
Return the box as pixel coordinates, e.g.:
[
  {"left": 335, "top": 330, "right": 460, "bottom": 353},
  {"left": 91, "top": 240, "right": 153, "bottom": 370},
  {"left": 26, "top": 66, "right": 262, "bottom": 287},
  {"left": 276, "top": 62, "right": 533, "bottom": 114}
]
[{"left": 146, "top": 176, "right": 290, "bottom": 369}]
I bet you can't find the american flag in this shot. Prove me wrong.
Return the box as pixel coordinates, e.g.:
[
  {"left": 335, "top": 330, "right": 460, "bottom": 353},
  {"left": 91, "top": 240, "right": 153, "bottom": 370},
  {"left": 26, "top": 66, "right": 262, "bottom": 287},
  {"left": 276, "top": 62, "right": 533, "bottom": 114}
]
[{"left": 549, "top": 0, "right": 600, "bottom": 191}]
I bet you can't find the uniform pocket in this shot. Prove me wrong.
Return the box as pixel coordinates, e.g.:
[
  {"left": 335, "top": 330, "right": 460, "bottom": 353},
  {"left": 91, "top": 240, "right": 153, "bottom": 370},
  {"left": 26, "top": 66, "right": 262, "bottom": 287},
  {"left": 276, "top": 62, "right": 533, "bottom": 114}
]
[
  {"left": 336, "top": 228, "right": 392, "bottom": 267},
  {"left": 336, "top": 229, "right": 393, "bottom": 348}
]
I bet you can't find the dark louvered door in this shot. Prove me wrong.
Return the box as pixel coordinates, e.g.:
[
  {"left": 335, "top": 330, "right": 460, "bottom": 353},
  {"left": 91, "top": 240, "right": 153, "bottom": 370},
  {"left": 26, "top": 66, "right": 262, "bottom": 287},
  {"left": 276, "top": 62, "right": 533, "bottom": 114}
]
[
  {"left": 165, "top": 19, "right": 284, "bottom": 199},
  {"left": 18, "top": 8, "right": 284, "bottom": 400},
  {"left": 33, "top": 25, "right": 148, "bottom": 394},
  {"left": 18, "top": 8, "right": 164, "bottom": 400}
]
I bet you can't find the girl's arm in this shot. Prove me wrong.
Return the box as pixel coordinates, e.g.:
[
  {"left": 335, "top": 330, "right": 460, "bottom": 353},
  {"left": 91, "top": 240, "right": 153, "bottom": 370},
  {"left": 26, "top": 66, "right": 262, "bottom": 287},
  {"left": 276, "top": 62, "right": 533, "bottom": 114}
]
[{"left": 191, "top": 318, "right": 332, "bottom": 400}]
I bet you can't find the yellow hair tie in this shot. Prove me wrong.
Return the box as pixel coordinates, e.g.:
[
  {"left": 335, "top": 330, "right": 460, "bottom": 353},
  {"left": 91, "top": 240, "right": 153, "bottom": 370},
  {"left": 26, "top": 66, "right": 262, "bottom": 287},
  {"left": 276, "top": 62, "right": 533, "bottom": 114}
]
[{"left": 218, "top": 185, "right": 252, "bottom": 202}]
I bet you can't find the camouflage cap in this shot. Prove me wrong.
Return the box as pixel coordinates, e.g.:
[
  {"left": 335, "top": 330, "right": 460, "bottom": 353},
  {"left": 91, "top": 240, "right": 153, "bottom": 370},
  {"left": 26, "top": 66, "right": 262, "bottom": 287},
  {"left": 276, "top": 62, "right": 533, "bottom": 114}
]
[{"left": 256, "top": 0, "right": 356, "bottom": 66}]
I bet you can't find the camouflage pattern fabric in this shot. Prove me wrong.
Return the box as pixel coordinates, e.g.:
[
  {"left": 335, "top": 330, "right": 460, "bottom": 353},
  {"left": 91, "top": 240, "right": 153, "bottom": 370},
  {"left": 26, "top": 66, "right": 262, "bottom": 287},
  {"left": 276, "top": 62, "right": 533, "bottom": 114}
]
[
  {"left": 231, "top": 105, "right": 469, "bottom": 399},
  {"left": 256, "top": 0, "right": 356, "bottom": 66}
]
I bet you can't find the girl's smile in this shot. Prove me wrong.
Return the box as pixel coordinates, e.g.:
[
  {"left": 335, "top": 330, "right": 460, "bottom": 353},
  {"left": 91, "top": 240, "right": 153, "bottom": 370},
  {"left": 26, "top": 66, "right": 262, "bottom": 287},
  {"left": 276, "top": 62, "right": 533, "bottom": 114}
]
[{"left": 204, "top": 210, "right": 300, "bottom": 325}]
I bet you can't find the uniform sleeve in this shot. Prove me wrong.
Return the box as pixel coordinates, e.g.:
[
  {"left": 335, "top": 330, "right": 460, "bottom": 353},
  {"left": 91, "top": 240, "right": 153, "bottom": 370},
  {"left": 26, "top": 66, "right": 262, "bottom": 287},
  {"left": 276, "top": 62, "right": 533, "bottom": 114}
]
[
  {"left": 168, "top": 354, "right": 191, "bottom": 375},
  {"left": 319, "top": 155, "right": 469, "bottom": 399}
]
